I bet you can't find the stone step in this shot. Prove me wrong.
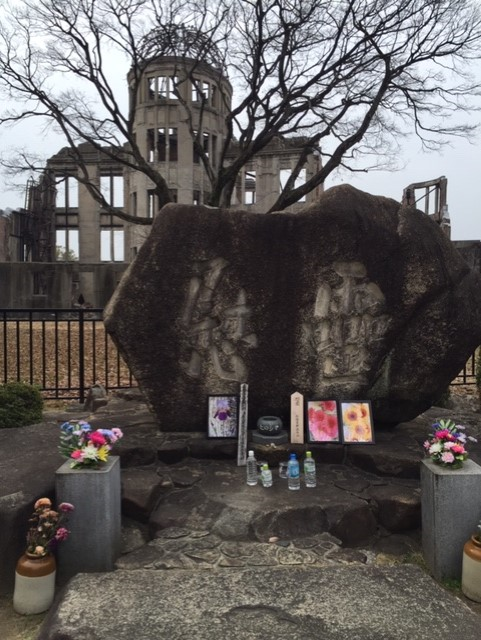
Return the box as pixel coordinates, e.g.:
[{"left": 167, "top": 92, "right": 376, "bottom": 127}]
[
  {"left": 121, "top": 458, "right": 421, "bottom": 546},
  {"left": 37, "top": 564, "right": 481, "bottom": 640},
  {"left": 117, "top": 528, "right": 379, "bottom": 571}
]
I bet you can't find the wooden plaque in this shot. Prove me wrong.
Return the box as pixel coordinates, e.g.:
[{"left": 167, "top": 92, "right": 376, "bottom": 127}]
[{"left": 290, "top": 391, "right": 304, "bottom": 443}]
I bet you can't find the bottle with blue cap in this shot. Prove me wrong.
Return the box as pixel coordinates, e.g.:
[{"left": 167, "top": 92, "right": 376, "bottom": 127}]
[{"left": 287, "top": 453, "right": 300, "bottom": 490}]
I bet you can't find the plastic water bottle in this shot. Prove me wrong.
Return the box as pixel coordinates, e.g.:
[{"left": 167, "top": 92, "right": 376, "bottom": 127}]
[
  {"left": 304, "top": 451, "right": 316, "bottom": 488},
  {"left": 246, "top": 450, "right": 258, "bottom": 486},
  {"left": 261, "top": 464, "right": 273, "bottom": 487},
  {"left": 287, "top": 453, "right": 300, "bottom": 490}
]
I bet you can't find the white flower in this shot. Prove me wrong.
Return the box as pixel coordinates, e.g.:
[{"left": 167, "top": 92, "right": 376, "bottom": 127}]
[
  {"left": 80, "top": 444, "right": 100, "bottom": 461},
  {"left": 429, "top": 443, "right": 443, "bottom": 454}
]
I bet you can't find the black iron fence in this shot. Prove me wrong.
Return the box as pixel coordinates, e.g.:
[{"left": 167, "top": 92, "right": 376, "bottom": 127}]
[
  {"left": 451, "top": 350, "right": 478, "bottom": 386},
  {"left": 0, "top": 307, "right": 478, "bottom": 401},
  {"left": 0, "top": 308, "right": 136, "bottom": 402}
]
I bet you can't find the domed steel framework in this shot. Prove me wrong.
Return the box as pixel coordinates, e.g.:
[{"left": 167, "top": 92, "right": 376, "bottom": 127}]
[{"left": 138, "top": 23, "right": 224, "bottom": 71}]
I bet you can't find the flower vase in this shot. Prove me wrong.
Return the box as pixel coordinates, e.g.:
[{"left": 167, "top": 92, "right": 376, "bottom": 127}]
[
  {"left": 462, "top": 535, "right": 481, "bottom": 602},
  {"left": 13, "top": 552, "right": 56, "bottom": 615}
]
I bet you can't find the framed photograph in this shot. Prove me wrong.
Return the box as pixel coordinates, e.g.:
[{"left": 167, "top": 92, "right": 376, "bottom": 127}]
[
  {"left": 340, "top": 401, "right": 375, "bottom": 444},
  {"left": 207, "top": 395, "right": 239, "bottom": 438},
  {"left": 306, "top": 400, "right": 341, "bottom": 443}
]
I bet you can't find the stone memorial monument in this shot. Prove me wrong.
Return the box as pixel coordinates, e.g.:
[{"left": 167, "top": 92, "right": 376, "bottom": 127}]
[{"left": 104, "top": 185, "right": 481, "bottom": 431}]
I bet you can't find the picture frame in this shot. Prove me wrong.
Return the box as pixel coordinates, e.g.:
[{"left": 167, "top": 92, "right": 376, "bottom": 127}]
[
  {"left": 207, "top": 395, "right": 239, "bottom": 439},
  {"left": 306, "top": 399, "right": 341, "bottom": 443},
  {"left": 340, "top": 401, "right": 375, "bottom": 444}
]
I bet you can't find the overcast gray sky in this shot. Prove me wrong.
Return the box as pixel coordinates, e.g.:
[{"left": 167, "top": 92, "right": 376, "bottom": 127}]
[{"left": 1, "top": 112, "right": 479, "bottom": 242}]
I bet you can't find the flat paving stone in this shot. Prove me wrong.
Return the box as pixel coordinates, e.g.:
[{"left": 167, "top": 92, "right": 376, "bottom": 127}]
[{"left": 37, "top": 565, "right": 481, "bottom": 640}]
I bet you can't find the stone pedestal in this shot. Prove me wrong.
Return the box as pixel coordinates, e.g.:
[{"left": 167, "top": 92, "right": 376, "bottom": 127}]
[
  {"left": 55, "top": 456, "right": 121, "bottom": 584},
  {"left": 421, "top": 458, "right": 481, "bottom": 581}
]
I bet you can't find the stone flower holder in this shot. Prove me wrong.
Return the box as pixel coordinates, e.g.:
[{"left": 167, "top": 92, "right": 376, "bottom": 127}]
[
  {"left": 55, "top": 456, "right": 121, "bottom": 585},
  {"left": 421, "top": 458, "right": 481, "bottom": 581}
]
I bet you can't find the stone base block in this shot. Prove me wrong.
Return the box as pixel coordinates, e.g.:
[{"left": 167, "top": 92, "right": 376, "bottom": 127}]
[
  {"left": 55, "top": 456, "right": 121, "bottom": 584},
  {"left": 421, "top": 458, "right": 481, "bottom": 581},
  {"left": 251, "top": 430, "right": 289, "bottom": 444}
]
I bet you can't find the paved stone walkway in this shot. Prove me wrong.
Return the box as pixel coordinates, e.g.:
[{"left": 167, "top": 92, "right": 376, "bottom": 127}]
[
  {"left": 118, "top": 527, "right": 391, "bottom": 571},
  {"left": 3, "top": 389, "right": 481, "bottom": 639}
]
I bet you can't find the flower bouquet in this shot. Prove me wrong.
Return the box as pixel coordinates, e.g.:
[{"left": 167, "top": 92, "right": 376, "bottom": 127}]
[
  {"left": 423, "top": 418, "right": 477, "bottom": 469},
  {"left": 59, "top": 420, "right": 123, "bottom": 469},
  {"left": 26, "top": 497, "right": 74, "bottom": 557}
]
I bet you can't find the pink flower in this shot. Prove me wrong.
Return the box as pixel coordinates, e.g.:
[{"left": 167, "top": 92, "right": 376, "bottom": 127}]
[
  {"left": 452, "top": 444, "right": 466, "bottom": 455},
  {"left": 58, "top": 502, "right": 75, "bottom": 512},
  {"left": 423, "top": 440, "right": 430, "bottom": 450},
  {"left": 321, "top": 401, "right": 337, "bottom": 413},
  {"left": 89, "top": 431, "right": 107, "bottom": 446},
  {"left": 441, "top": 451, "right": 455, "bottom": 464},
  {"left": 55, "top": 527, "right": 70, "bottom": 541},
  {"left": 308, "top": 408, "right": 339, "bottom": 441},
  {"left": 434, "top": 430, "right": 453, "bottom": 440},
  {"left": 70, "top": 450, "right": 83, "bottom": 459}
]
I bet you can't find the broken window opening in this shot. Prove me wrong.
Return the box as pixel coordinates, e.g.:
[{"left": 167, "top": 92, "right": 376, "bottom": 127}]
[
  {"left": 244, "top": 170, "right": 256, "bottom": 205},
  {"left": 56, "top": 176, "right": 79, "bottom": 209},
  {"left": 280, "top": 168, "right": 306, "bottom": 202},
  {"left": 147, "top": 189, "right": 157, "bottom": 218},
  {"left": 100, "top": 227, "right": 124, "bottom": 262},
  {"left": 148, "top": 75, "right": 179, "bottom": 100},
  {"left": 100, "top": 175, "right": 124, "bottom": 207},
  {"left": 56, "top": 228, "right": 79, "bottom": 261}
]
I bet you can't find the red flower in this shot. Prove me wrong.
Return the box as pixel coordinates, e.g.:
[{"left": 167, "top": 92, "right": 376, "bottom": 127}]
[
  {"left": 434, "top": 430, "right": 454, "bottom": 441},
  {"left": 309, "top": 408, "right": 339, "bottom": 441},
  {"left": 452, "top": 444, "right": 466, "bottom": 455},
  {"left": 89, "top": 431, "right": 107, "bottom": 446},
  {"left": 321, "top": 401, "right": 337, "bottom": 413}
]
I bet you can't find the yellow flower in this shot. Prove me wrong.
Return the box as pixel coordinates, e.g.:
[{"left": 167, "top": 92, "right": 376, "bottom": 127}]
[
  {"left": 97, "top": 445, "right": 109, "bottom": 462},
  {"left": 343, "top": 404, "right": 361, "bottom": 426}
]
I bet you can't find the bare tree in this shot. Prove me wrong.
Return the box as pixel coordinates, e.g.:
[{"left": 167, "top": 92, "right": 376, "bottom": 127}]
[{"left": 0, "top": 0, "right": 480, "bottom": 221}]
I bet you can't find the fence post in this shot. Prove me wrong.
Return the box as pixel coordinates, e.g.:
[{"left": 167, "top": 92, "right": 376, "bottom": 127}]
[{"left": 78, "top": 308, "right": 85, "bottom": 403}]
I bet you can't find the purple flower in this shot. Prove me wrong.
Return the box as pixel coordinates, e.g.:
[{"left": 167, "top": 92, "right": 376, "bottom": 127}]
[
  {"left": 58, "top": 502, "right": 75, "bottom": 513},
  {"left": 55, "top": 527, "right": 70, "bottom": 541}
]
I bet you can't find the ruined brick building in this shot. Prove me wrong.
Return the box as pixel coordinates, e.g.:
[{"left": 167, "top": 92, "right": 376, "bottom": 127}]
[
  {"left": 0, "top": 29, "right": 463, "bottom": 309},
  {"left": 0, "top": 32, "right": 322, "bottom": 308}
]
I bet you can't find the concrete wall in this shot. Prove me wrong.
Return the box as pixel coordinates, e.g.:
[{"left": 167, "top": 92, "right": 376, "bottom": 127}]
[
  {"left": 453, "top": 241, "right": 481, "bottom": 273},
  {"left": 0, "top": 262, "right": 128, "bottom": 308}
]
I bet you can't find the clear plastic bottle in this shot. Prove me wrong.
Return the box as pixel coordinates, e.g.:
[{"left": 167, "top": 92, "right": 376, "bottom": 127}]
[
  {"left": 304, "top": 451, "right": 316, "bottom": 488},
  {"left": 246, "top": 450, "right": 258, "bottom": 486},
  {"left": 261, "top": 463, "right": 273, "bottom": 487},
  {"left": 287, "top": 453, "right": 300, "bottom": 490}
]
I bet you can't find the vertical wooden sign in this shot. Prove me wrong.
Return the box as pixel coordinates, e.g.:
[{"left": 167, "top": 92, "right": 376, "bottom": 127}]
[
  {"left": 290, "top": 391, "right": 304, "bottom": 443},
  {"left": 237, "top": 383, "right": 249, "bottom": 466}
]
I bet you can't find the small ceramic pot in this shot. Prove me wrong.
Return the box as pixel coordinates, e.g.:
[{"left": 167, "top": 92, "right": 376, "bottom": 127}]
[
  {"left": 13, "top": 552, "right": 57, "bottom": 615},
  {"left": 462, "top": 535, "right": 481, "bottom": 602}
]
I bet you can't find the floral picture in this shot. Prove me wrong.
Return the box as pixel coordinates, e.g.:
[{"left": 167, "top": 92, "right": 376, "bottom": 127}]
[
  {"left": 341, "top": 401, "right": 374, "bottom": 444},
  {"left": 207, "top": 395, "right": 239, "bottom": 438},
  {"left": 307, "top": 400, "right": 340, "bottom": 443}
]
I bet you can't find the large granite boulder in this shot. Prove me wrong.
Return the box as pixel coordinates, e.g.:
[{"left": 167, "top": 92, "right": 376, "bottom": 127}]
[{"left": 104, "top": 185, "right": 481, "bottom": 430}]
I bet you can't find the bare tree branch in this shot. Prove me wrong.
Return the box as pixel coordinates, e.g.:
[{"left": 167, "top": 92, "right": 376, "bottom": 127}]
[{"left": 0, "top": 0, "right": 480, "bottom": 219}]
